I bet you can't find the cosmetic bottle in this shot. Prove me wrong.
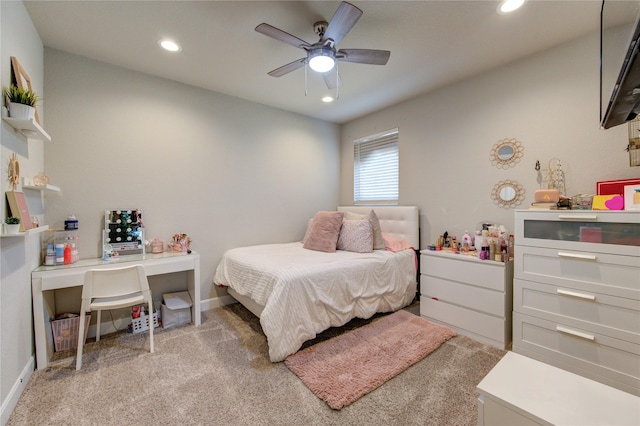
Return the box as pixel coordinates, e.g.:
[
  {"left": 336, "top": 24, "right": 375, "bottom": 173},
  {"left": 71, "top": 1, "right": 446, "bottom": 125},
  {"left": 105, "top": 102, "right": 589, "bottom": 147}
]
[
  {"left": 45, "top": 244, "right": 55, "bottom": 266},
  {"left": 55, "top": 244, "right": 65, "bottom": 264},
  {"left": 461, "top": 231, "right": 472, "bottom": 247},
  {"left": 473, "top": 230, "right": 482, "bottom": 251},
  {"left": 71, "top": 243, "right": 79, "bottom": 263},
  {"left": 63, "top": 244, "right": 71, "bottom": 264},
  {"left": 64, "top": 214, "right": 78, "bottom": 230}
]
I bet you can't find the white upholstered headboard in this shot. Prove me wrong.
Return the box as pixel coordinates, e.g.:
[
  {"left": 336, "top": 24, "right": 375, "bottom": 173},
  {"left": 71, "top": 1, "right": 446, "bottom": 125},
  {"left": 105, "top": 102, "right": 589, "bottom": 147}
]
[{"left": 337, "top": 206, "right": 420, "bottom": 249}]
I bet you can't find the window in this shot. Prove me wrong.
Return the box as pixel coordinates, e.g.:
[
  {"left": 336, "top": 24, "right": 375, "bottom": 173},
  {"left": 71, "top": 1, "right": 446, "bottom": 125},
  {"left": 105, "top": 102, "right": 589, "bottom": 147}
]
[{"left": 353, "top": 128, "right": 399, "bottom": 204}]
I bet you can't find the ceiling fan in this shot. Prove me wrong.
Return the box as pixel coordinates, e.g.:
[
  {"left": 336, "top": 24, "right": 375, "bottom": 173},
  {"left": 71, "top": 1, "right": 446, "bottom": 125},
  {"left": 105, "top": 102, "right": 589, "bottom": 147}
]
[{"left": 255, "top": 1, "right": 390, "bottom": 90}]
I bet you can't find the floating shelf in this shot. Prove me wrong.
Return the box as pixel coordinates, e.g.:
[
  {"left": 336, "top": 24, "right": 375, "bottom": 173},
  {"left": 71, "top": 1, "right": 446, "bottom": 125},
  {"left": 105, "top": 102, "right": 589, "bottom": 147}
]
[
  {"left": 23, "top": 184, "right": 61, "bottom": 192},
  {"left": 1, "top": 117, "right": 51, "bottom": 141},
  {"left": 0, "top": 225, "right": 49, "bottom": 238}
]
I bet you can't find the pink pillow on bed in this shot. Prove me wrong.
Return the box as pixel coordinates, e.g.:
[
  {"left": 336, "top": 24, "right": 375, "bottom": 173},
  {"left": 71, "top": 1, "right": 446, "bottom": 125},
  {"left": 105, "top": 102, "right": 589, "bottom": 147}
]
[
  {"left": 382, "top": 233, "right": 414, "bottom": 252},
  {"left": 337, "top": 219, "right": 373, "bottom": 253},
  {"left": 303, "top": 211, "right": 344, "bottom": 252},
  {"left": 302, "top": 218, "right": 313, "bottom": 244}
]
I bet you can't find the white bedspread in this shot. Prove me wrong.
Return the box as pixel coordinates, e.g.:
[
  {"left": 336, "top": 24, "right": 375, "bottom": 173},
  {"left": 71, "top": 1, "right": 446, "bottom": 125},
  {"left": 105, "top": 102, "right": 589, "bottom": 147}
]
[{"left": 213, "top": 242, "right": 417, "bottom": 362}]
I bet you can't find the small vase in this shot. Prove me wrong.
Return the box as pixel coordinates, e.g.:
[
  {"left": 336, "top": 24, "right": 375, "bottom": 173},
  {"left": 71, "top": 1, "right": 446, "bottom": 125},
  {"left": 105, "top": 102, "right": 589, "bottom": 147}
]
[
  {"left": 8, "top": 103, "right": 35, "bottom": 120},
  {"left": 4, "top": 224, "right": 21, "bottom": 234}
]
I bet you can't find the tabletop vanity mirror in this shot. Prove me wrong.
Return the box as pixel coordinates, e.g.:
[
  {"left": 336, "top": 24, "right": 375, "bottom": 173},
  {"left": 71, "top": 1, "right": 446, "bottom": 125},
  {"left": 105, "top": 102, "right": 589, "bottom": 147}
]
[{"left": 103, "top": 209, "right": 144, "bottom": 256}]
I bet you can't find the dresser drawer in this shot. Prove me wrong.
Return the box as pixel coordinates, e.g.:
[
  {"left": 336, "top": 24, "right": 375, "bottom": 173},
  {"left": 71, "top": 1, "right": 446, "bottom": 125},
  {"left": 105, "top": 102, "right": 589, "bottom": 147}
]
[
  {"left": 420, "top": 252, "right": 507, "bottom": 291},
  {"left": 513, "top": 312, "right": 640, "bottom": 395},
  {"left": 515, "top": 245, "right": 640, "bottom": 300},
  {"left": 514, "top": 279, "right": 640, "bottom": 343},
  {"left": 420, "top": 296, "right": 507, "bottom": 344},
  {"left": 515, "top": 210, "right": 640, "bottom": 256},
  {"left": 422, "top": 275, "right": 505, "bottom": 316}
]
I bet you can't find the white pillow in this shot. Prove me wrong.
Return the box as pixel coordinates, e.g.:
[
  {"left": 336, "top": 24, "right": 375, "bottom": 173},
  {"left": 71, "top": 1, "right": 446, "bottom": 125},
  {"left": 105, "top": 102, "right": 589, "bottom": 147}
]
[{"left": 337, "top": 219, "right": 373, "bottom": 253}]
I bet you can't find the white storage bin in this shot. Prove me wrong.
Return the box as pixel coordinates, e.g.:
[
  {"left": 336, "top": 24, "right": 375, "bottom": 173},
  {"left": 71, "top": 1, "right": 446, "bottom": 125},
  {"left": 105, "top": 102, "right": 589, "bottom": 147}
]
[
  {"left": 161, "top": 291, "right": 192, "bottom": 328},
  {"left": 131, "top": 309, "right": 160, "bottom": 334}
]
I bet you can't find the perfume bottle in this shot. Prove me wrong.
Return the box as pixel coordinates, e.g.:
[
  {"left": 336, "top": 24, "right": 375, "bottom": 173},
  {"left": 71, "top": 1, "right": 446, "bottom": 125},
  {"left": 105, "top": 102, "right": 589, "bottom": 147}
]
[{"left": 461, "top": 230, "right": 472, "bottom": 247}]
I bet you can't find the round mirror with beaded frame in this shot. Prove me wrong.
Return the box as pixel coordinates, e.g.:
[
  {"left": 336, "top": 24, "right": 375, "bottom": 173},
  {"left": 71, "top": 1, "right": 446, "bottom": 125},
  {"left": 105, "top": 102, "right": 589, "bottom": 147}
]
[
  {"left": 490, "top": 138, "right": 524, "bottom": 169},
  {"left": 492, "top": 179, "right": 525, "bottom": 208}
]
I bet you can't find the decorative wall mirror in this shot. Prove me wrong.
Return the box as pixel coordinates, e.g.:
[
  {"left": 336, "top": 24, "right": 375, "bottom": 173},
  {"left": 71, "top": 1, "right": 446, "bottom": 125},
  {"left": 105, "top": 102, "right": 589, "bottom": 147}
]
[
  {"left": 491, "top": 180, "right": 525, "bottom": 209},
  {"left": 490, "top": 138, "right": 524, "bottom": 169}
]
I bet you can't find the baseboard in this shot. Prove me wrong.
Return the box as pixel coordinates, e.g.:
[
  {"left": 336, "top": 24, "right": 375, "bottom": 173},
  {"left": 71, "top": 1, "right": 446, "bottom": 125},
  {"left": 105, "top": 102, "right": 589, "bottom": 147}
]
[
  {"left": 200, "top": 294, "right": 236, "bottom": 312},
  {"left": 1, "top": 356, "right": 34, "bottom": 426}
]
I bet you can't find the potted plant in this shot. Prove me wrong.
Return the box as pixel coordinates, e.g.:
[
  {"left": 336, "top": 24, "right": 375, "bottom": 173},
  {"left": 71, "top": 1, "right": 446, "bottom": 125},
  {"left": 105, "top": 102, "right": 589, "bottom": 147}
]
[
  {"left": 4, "top": 216, "right": 21, "bottom": 234},
  {"left": 2, "top": 84, "right": 39, "bottom": 120}
]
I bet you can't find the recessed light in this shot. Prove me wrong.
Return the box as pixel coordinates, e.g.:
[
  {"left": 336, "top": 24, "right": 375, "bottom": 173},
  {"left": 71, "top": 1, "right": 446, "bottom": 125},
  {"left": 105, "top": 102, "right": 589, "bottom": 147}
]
[
  {"left": 498, "top": 0, "right": 525, "bottom": 14},
  {"left": 322, "top": 96, "right": 334, "bottom": 103},
  {"left": 159, "top": 39, "right": 182, "bottom": 52}
]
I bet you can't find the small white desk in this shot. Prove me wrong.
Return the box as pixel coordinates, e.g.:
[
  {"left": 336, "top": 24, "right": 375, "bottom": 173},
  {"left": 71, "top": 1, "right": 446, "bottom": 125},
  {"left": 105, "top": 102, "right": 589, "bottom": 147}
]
[{"left": 32, "top": 251, "right": 200, "bottom": 369}]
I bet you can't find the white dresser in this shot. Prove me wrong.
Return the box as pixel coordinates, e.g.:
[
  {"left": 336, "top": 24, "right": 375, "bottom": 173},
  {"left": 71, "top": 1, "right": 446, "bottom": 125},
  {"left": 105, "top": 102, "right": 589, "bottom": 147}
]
[
  {"left": 419, "top": 250, "right": 513, "bottom": 349},
  {"left": 513, "top": 210, "right": 640, "bottom": 396}
]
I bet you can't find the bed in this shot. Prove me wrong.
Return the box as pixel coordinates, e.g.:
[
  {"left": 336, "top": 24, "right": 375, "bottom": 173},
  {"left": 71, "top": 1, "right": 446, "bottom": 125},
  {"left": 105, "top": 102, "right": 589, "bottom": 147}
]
[{"left": 213, "top": 206, "right": 420, "bottom": 362}]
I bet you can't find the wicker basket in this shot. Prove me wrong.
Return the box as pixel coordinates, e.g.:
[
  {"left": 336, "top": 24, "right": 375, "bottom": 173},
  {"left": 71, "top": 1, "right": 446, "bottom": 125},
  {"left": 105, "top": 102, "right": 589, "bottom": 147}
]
[{"left": 51, "top": 314, "right": 91, "bottom": 352}]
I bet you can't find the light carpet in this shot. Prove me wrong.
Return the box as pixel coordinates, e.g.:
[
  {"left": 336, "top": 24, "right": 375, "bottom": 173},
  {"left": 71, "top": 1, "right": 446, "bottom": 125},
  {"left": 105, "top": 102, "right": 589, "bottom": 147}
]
[
  {"left": 7, "top": 302, "right": 506, "bottom": 425},
  {"left": 285, "top": 310, "right": 456, "bottom": 410}
]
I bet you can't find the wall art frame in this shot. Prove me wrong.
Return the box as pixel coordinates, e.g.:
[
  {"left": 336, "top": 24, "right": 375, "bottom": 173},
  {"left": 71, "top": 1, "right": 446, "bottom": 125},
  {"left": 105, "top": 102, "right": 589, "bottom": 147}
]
[{"left": 10, "top": 56, "right": 40, "bottom": 124}]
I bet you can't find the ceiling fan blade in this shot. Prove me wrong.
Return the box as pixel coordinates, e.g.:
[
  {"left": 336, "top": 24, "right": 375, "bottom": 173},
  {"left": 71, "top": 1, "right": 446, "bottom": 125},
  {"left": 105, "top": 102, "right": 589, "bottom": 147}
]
[
  {"left": 323, "top": 69, "right": 342, "bottom": 90},
  {"left": 337, "top": 49, "right": 390, "bottom": 65},
  {"left": 268, "top": 58, "right": 307, "bottom": 77},
  {"left": 323, "top": 2, "right": 363, "bottom": 46},
  {"left": 255, "top": 23, "right": 311, "bottom": 49}
]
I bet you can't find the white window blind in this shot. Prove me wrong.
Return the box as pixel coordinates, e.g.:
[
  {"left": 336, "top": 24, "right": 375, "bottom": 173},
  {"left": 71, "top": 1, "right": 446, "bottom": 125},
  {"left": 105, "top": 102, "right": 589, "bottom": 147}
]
[{"left": 354, "top": 128, "right": 399, "bottom": 203}]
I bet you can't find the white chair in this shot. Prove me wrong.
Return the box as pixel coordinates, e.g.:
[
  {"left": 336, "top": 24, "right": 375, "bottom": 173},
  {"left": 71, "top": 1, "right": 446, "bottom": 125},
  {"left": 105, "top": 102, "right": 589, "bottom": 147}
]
[{"left": 76, "top": 264, "right": 154, "bottom": 370}]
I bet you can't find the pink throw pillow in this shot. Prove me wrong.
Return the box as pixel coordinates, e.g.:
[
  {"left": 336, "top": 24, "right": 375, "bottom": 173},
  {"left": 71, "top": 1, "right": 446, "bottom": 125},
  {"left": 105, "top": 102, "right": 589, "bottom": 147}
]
[{"left": 303, "top": 211, "right": 344, "bottom": 252}]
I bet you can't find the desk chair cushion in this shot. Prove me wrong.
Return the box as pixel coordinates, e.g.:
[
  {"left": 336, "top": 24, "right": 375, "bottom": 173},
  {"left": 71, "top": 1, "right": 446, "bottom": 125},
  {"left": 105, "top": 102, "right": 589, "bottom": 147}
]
[{"left": 90, "top": 293, "right": 146, "bottom": 311}]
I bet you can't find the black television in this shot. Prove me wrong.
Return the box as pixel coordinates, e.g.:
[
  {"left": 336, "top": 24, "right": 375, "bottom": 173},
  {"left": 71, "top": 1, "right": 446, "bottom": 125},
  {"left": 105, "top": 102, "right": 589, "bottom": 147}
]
[{"left": 600, "top": 0, "right": 640, "bottom": 129}]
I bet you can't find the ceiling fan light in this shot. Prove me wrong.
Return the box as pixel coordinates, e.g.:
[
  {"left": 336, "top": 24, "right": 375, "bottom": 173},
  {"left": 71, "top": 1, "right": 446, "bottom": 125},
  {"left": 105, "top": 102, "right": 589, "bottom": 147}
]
[
  {"left": 498, "top": 0, "right": 525, "bottom": 14},
  {"left": 159, "top": 39, "right": 182, "bottom": 52},
  {"left": 308, "top": 47, "right": 336, "bottom": 73}
]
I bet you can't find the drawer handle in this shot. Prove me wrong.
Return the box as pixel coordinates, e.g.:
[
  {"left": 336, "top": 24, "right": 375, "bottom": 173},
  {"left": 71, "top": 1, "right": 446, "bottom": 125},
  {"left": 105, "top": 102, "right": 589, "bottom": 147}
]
[
  {"left": 556, "top": 325, "right": 595, "bottom": 341},
  {"left": 556, "top": 289, "right": 596, "bottom": 301},
  {"left": 558, "top": 252, "right": 597, "bottom": 261},
  {"left": 557, "top": 214, "right": 598, "bottom": 220}
]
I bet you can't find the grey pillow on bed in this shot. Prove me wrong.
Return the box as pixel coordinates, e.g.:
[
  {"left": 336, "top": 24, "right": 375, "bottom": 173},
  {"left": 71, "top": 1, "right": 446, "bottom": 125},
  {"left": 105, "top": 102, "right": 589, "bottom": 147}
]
[
  {"left": 303, "top": 211, "right": 344, "bottom": 252},
  {"left": 344, "top": 210, "right": 385, "bottom": 250},
  {"left": 337, "top": 219, "right": 373, "bottom": 253}
]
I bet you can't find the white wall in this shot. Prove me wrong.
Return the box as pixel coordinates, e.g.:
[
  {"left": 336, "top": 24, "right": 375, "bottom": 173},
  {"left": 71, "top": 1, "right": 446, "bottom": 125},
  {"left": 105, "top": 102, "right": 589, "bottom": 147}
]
[
  {"left": 341, "top": 31, "right": 636, "bottom": 248},
  {"left": 0, "top": 1, "right": 44, "bottom": 423},
  {"left": 42, "top": 49, "right": 341, "bottom": 315}
]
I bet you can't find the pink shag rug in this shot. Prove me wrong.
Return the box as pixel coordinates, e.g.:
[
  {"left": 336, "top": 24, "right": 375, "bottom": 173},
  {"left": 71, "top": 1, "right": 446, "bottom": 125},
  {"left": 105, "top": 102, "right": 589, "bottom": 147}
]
[{"left": 284, "top": 310, "right": 456, "bottom": 410}]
